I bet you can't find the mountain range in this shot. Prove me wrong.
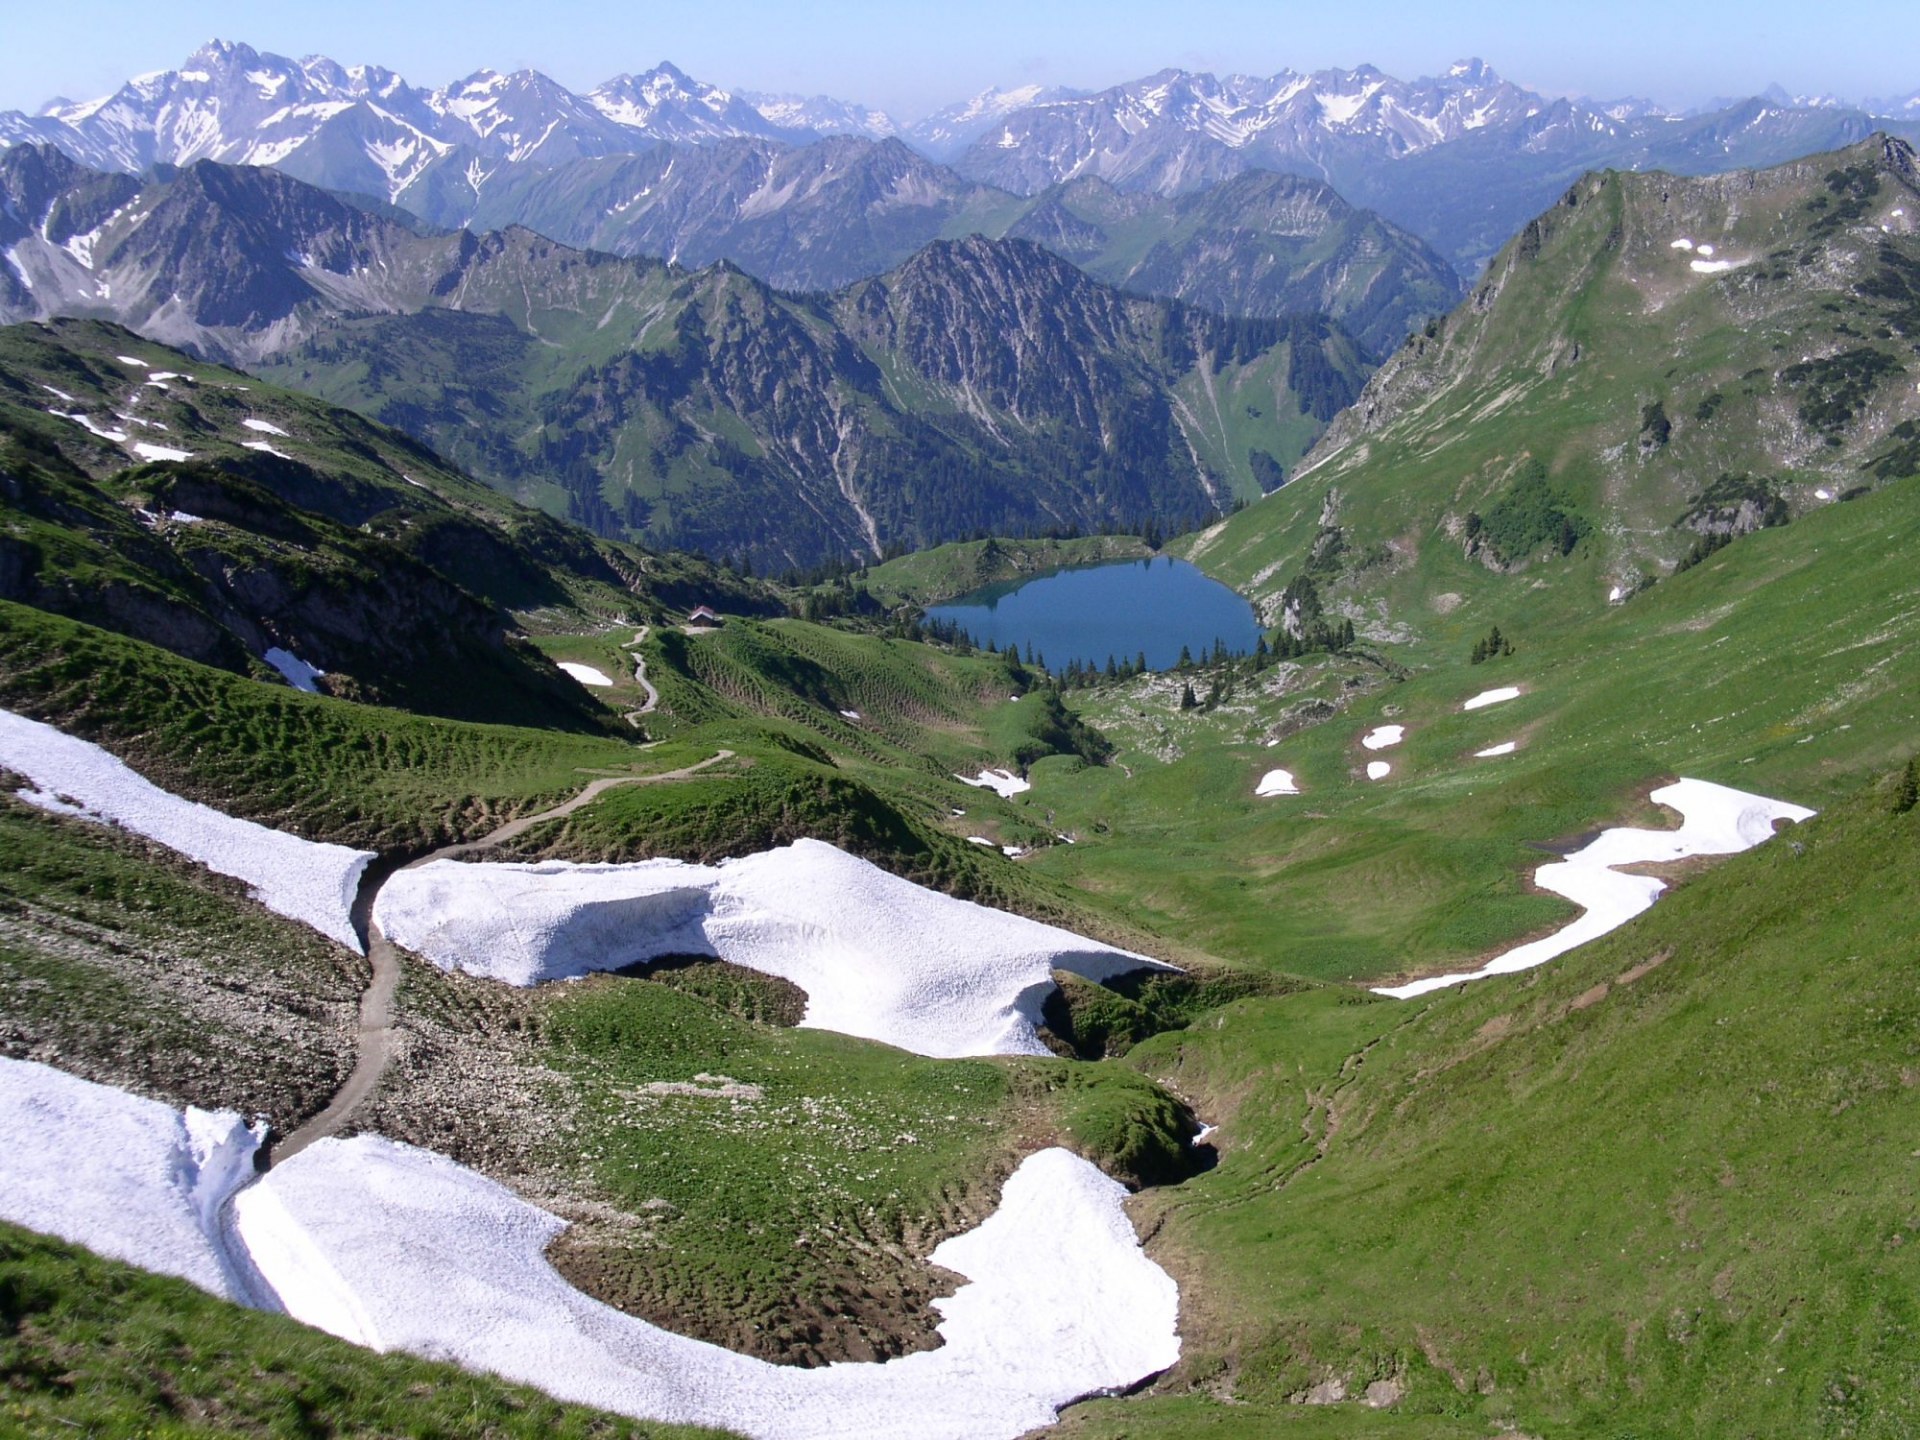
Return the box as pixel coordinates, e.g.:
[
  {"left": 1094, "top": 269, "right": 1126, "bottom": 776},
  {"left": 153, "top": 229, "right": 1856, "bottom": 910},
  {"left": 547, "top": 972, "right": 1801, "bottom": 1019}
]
[
  {"left": 0, "top": 145, "right": 1372, "bottom": 567},
  {"left": 6, "top": 43, "right": 1918, "bottom": 280}
]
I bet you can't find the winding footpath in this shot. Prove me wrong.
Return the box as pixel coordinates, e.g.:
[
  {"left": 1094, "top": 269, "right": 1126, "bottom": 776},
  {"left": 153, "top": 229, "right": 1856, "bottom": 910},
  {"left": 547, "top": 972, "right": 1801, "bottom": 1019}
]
[
  {"left": 275, "top": 748, "right": 734, "bottom": 1161},
  {"left": 622, "top": 626, "right": 661, "bottom": 727}
]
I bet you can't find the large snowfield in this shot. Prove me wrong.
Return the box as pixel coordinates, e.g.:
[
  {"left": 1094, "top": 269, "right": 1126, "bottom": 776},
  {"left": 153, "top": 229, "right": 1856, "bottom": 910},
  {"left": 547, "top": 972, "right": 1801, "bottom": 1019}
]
[
  {"left": 375, "top": 838, "right": 1169, "bottom": 1058},
  {"left": 0, "top": 1057, "right": 1181, "bottom": 1440},
  {"left": 1375, "top": 778, "right": 1815, "bottom": 998},
  {"left": 0, "top": 709, "right": 373, "bottom": 950}
]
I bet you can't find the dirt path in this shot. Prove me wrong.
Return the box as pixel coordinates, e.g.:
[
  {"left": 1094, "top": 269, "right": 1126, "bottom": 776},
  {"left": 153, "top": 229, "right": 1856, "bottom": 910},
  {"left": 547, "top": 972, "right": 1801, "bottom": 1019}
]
[
  {"left": 273, "top": 748, "right": 734, "bottom": 1163},
  {"left": 622, "top": 627, "right": 660, "bottom": 727}
]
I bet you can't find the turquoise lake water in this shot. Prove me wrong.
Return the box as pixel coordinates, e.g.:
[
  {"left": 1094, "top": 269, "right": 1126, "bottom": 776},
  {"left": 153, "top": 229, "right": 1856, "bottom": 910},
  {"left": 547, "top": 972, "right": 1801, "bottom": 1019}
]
[{"left": 924, "top": 557, "right": 1263, "bottom": 671}]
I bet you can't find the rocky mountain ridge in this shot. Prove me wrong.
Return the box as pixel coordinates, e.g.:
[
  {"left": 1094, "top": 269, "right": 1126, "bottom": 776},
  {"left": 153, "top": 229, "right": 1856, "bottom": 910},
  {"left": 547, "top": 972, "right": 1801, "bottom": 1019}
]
[{"left": 0, "top": 147, "right": 1370, "bottom": 567}]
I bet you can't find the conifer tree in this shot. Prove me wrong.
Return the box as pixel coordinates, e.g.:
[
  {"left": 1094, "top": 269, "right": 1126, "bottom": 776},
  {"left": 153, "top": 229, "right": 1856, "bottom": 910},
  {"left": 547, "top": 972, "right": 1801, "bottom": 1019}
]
[
  {"left": 1896, "top": 758, "right": 1919, "bottom": 814},
  {"left": 1179, "top": 682, "right": 1198, "bottom": 710}
]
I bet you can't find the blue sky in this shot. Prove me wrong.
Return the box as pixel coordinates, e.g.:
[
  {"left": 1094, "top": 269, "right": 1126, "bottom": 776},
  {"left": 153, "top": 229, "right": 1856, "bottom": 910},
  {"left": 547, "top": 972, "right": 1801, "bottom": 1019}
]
[{"left": 2, "top": 1, "right": 1912, "bottom": 120}]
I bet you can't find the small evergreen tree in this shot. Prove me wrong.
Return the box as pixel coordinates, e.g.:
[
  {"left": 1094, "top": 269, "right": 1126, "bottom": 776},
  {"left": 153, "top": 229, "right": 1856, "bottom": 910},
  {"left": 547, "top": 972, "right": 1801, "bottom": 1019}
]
[
  {"left": 1179, "top": 682, "right": 1198, "bottom": 710},
  {"left": 1177, "top": 644, "right": 1194, "bottom": 670},
  {"left": 1896, "top": 758, "right": 1919, "bottom": 814}
]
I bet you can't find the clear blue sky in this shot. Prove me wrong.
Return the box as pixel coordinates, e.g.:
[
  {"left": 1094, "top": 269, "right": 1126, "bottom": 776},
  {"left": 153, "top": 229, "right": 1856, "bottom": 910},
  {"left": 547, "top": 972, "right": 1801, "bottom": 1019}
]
[{"left": 3, "top": 0, "right": 1912, "bottom": 121}]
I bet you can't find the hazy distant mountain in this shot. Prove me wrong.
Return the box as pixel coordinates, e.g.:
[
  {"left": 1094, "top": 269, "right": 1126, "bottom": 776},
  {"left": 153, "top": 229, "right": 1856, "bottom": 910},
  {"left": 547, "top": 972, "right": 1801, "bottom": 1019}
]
[
  {"left": 948, "top": 59, "right": 1920, "bottom": 269},
  {"left": 425, "top": 135, "right": 1457, "bottom": 354},
  {"left": 902, "top": 84, "right": 1086, "bottom": 160},
  {"left": 0, "top": 40, "right": 814, "bottom": 203},
  {"left": 7, "top": 43, "right": 1915, "bottom": 279},
  {"left": 740, "top": 90, "right": 898, "bottom": 140}
]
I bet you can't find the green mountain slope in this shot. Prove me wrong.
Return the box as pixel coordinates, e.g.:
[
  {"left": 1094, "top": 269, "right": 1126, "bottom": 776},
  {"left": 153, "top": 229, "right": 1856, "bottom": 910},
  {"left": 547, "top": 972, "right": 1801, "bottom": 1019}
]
[
  {"left": 1, "top": 148, "right": 1374, "bottom": 568},
  {"left": 1062, "top": 771, "right": 1920, "bottom": 1437},
  {"left": 1184, "top": 136, "right": 1920, "bottom": 649},
  {"left": 0, "top": 318, "right": 775, "bottom": 728}
]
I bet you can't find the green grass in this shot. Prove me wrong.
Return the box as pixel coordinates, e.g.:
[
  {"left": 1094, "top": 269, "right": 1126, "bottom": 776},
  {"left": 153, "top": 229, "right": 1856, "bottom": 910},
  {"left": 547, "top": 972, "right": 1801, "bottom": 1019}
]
[
  {"left": 1002, "top": 468, "right": 1920, "bottom": 985},
  {"left": 529, "top": 971, "right": 1191, "bottom": 1364},
  {"left": 0, "top": 1223, "right": 734, "bottom": 1438},
  {"left": 1101, "top": 778, "right": 1920, "bottom": 1436},
  {"left": 0, "top": 601, "right": 652, "bottom": 850}
]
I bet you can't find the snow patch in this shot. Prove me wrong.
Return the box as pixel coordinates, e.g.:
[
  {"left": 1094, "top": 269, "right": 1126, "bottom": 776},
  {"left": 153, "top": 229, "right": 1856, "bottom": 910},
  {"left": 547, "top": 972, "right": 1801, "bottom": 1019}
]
[
  {"left": 955, "top": 768, "right": 1031, "bottom": 798},
  {"left": 0, "top": 710, "right": 372, "bottom": 951},
  {"left": 263, "top": 647, "right": 325, "bottom": 694},
  {"left": 1255, "top": 769, "right": 1299, "bottom": 796},
  {"left": 3, "top": 1057, "right": 1179, "bottom": 1439},
  {"left": 242, "top": 417, "right": 290, "bottom": 436},
  {"left": 130, "top": 442, "right": 193, "bottom": 463},
  {"left": 0, "top": 1058, "right": 262, "bottom": 1302},
  {"left": 1690, "top": 258, "right": 1743, "bottom": 275},
  {"left": 839, "top": 710, "right": 862, "bottom": 721},
  {"left": 374, "top": 839, "right": 1167, "bottom": 1058},
  {"left": 1475, "top": 742, "right": 1517, "bottom": 758},
  {"left": 557, "top": 662, "right": 615, "bottom": 688},
  {"left": 235, "top": 1136, "right": 1178, "bottom": 1440},
  {"left": 1463, "top": 686, "right": 1521, "bottom": 711},
  {"left": 242, "top": 440, "right": 289, "bottom": 459},
  {"left": 49, "top": 410, "right": 129, "bottom": 444},
  {"left": 1366, "top": 761, "right": 1392, "bottom": 781},
  {"left": 1670, "top": 238, "right": 1695, "bottom": 250},
  {"left": 1361, "top": 725, "right": 1405, "bottom": 750},
  {"left": 1375, "top": 779, "right": 1813, "bottom": 998},
  {"left": 1815, "top": 488, "right": 1833, "bottom": 500},
  {"left": 116, "top": 355, "right": 149, "bottom": 367}
]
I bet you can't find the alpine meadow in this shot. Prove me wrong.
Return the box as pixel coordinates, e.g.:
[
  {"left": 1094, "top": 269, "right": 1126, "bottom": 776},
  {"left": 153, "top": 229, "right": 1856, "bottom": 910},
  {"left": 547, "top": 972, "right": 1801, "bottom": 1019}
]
[{"left": 4, "top": 17, "right": 1920, "bottom": 1440}]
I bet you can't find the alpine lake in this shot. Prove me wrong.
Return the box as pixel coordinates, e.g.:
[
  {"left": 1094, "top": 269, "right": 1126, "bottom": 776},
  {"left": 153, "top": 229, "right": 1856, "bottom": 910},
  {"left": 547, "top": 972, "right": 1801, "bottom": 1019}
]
[{"left": 924, "top": 556, "right": 1263, "bottom": 671}]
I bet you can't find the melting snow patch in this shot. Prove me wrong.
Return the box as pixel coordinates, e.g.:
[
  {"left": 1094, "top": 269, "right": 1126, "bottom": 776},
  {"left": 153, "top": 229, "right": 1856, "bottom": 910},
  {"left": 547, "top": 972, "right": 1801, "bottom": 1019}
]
[
  {"left": 130, "top": 442, "right": 193, "bottom": 463},
  {"left": 1691, "top": 258, "right": 1742, "bottom": 274},
  {"left": 839, "top": 710, "right": 861, "bottom": 721},
  {"left": 374, "top": 838, "right": 1168, "bottom": 1059},
  {"left": 232, "top": 1136, "right": 1179, "bottom": 1440},
  {"left": 1609, "top": 585, "right": 1625, "bottom": 603},
  {"left": 1255, "top": 769, "right": 1299, "bottom": 797},
  {"left": 242, "top": 418, "right": 290, "bottom": 436},
  {"left": 49, "top": 410, "right": 129, "bottom": 443},
  {"left": 169, "top": 511, "right": 205, "bottom": 525},
  {"left": 3, "top": 1058, "right": 1180, "bottom": 1440},
  {"left": 0, "top": 709, "right": 373, "bottom": 951},
  {"left": 1815, "top": 488, "right": 1833, "bottom": 500},
  {"left": 115, "top": 355, "right": 149, "bottom": 367},
  {"left": 0, "top": 1059, "right": 263, "bottom": 1302},
  {"left": 39, "top": 384, "right": 77, "bottom": 403},
  {"left": 1475, "top": 742, "right": 1517, "bottom": 758},
  {"left": 1366, "top": 761, "right": 1391, "bottom": 781},
  {"left": 264, "top": 647, "right": 325, "bottom": 693},
  {"left": 1374, "top": 778, "right": 1813, "bottom": 999},
  {"left": 1463, "top": 686, "right": 1521, "bottom": 711},
  {"left": 955, "top": 768, "right": 1031, "bottom": 798},
  {"left": 1670, "top": 238, "right": 1695, "bottom": 250},
  {"left": 1695, "top": 243, "right": 1716, "bottom": 258},
  {"left": 557, "top": 662, "right": 615, "bottom": 688},
  {"left": 1361, "top": 725, "right": 1405, "bottom": 750},
  {"left": 243, "top": 440, "right": 289, "bottom": 459}
]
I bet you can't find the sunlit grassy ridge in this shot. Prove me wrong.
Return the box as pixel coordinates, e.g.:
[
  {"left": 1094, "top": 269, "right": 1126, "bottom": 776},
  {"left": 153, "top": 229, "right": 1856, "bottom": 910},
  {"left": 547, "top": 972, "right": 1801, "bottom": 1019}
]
[
  {"left": 1071, "top": 775, "right": 1920, "bottom": 1437},
  {"left": 0, "top": 1223, "right": 734, "bottom": 1439}
]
